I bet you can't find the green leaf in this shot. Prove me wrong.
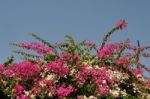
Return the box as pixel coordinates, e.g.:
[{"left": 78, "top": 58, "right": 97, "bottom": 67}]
[
  {"left": 65, "top": 35, "right": 75, "bottom": 45},
  {"left": 3, "top": 55, "right": 14, "bottom": 66},
  {"left": 14, "top": 50, "right": 40, "bottom": 57},
  {"left": 44, "top": 54, "right": 56, "bottom": 62},
  {"left": 28, "top": 32, "right": 55, "bottom": 48}
]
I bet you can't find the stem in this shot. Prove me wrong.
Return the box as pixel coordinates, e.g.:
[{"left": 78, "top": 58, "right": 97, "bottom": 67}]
[{"left": 100, "top": 27, "right": 119, "bottom": 50}]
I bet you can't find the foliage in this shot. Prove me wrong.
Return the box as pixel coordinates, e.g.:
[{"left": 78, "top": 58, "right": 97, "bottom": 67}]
[{"left": 0, "top": 19, "right": 150, "bottom": 99}]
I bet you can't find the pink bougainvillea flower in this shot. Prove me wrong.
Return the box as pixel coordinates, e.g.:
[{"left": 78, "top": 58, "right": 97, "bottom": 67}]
[
  {"left": 57, "top": 85, "right": 74, "bottom": 97},
  {"left": 77, "top": 66, "right": 113, "bottom": 96},
  {"left": 4, "top": 69, "right": 14, "bottom": 77},
  {"left": 99, "top": 85, "right": 110, "bottom": 95},
  {"left": 18, "top": 42, "right": 55, "bottom": 55},
  {"left": 37, "top": 78, "right": 56, "bottom": 96},
  {"left": 15, "top": 61, "right": 41, "bottom": 80},
  {"left": 98, "top": 41, "right": 129, "bottom": 59},
  {"left": 98, "top": 43, "right": 117, "bottom": 58},
  {"left": 95, "top": 84, "right": 110, "bottom": 96},
  {"left": 115, "top": 19, "right": 128, "bottom": 30},
  {"left": 30, "top": 87, "right": 42, "bottom": 94},
  {"left": 131, "top": 68, "right": 143, "bottom": 76},
  {"left": 46, "top": 58, "right": 69, "bottom": 77},
  {"left": 115, "top": 57, "right": 130, "bottom": 66},
  {"left": 0, "top": 64, "right": 3, "bottom": 71},
  {"left": 3, "top": 63, "right": 18, "bottom": 77},
  {"left": 61, "top": 51, "right": 80, "bottom": 62},
  {"left": 13, "top": 83, "right": 24, "bottom": 96},
  {"left": 76, "top": 66, "right": 91, "bottom": 83},
  {"left": 0, "top": 64, "right": 3, "bottom": 74}
]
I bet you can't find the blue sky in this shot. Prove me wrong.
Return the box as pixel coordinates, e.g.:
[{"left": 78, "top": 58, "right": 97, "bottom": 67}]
[{"left": 0, "top": 0, "right": 150, "bottom": 72}]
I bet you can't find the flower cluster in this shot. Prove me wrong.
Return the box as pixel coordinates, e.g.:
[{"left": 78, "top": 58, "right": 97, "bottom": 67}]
[
  {"left": 60, "top": 51, "right": 81, "bottom": 62},
  {"left": 3, "top": 61, "right": 41, "bottom": 80},
  {"left": 15, "top": 61, "right": 41, "bottom": 80},
  {"left": 98, "top": 43, "right": 117, "bottom": 58},
  {"left": 57, "top": 85, "right": 74, "bottom": 98},
  {"left": 0, "top": 19, "right": 150, "bottom": 99},
  {"left": 115, "top": 19, "right": 128, "bottom": 30},
  {"left": 0, "top": 64, "right": 3, "bottom": 74},
  {"left": 115, "top": 57, "right": 130, "bottom": 66},
  {"left": 17, "top": 42, "right": 55, "bottom": 55},
  {"left": 46, "top": 58, "right": 69, "bottom": 77}
]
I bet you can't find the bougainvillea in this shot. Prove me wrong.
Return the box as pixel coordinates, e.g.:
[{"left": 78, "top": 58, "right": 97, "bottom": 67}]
[
  {"left": 0, "top": 19, "right": 150, "bottom": 99},
  {"left": 17, "top": 42, "right": 55, "bottom": 55},
  {"left": 0, "top": 64, "right": 3, "bottom": 74},
  {"left": 46, "top": 58, "right": 69, "bottom": 77}
]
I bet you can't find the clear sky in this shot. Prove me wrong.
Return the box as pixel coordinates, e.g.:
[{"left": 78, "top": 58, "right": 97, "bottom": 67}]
[{"left": 0, "top": 0, "right": 150, "bottom": 73}]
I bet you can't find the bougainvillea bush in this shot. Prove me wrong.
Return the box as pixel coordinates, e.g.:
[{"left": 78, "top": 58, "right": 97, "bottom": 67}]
[{"left": 0, "top": 19, "right": 150, "bottom": 99}]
